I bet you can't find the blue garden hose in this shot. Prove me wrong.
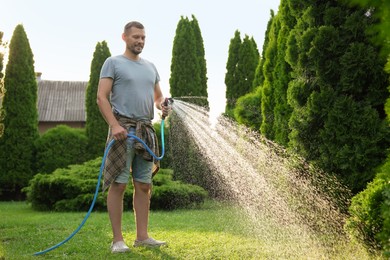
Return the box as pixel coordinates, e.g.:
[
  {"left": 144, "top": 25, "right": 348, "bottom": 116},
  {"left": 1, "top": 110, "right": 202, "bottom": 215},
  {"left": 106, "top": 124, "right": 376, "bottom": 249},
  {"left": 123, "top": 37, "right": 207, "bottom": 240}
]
[{"left": 33, "top": 119, "right": 166, "bottom": 256}]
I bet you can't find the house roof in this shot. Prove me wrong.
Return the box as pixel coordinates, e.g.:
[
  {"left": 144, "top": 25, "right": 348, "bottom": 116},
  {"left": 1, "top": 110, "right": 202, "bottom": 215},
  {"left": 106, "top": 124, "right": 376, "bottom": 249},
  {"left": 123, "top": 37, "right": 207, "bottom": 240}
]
[{"left": 38, "top": 80, "right": 88, "bottom": 122}]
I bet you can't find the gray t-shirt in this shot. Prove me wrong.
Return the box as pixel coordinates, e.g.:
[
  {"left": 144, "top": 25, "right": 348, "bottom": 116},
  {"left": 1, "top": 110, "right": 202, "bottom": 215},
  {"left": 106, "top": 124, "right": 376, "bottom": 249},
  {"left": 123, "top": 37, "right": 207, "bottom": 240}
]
[{"left": 100, "top": 55, "right": 160, "bottom": 121}]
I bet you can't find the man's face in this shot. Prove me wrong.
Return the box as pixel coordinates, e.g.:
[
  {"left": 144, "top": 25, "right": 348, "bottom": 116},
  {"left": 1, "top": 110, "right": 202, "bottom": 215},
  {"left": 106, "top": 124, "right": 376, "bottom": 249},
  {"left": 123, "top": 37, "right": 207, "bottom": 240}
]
[{"left": 123, "top": 27, "right": 145, "bottom": 55}]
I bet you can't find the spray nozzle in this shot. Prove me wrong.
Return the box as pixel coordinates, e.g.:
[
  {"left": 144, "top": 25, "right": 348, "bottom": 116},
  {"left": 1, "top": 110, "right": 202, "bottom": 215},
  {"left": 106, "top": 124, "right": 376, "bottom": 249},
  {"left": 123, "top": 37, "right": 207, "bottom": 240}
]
[
  {"left": 163, "top": 97, "right": 174, "bottom": 107},
  {"left": 162, "top": 97, "right": 174, "bottom": 119}
]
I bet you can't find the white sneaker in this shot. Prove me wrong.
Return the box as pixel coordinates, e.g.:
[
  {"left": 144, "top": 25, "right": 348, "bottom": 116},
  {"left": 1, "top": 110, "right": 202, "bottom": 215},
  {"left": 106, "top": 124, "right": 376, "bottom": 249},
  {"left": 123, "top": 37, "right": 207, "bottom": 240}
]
[
  {"left": 110, "top": 241, "right": 130, "bottom": 253},
  {"left": 133, "top": 237, "right": 167, "bottom": 247}
]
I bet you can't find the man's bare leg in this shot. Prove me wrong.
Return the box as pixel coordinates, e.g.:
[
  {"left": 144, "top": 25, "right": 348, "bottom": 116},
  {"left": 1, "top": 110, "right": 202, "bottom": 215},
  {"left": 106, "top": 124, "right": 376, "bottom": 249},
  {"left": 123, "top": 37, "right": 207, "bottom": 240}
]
[
  {"left": 133, "top": 181, "right": 151, "bottom": 241},
  {"left": 107, "top": 182, "right": 127, "bottom": 242}
]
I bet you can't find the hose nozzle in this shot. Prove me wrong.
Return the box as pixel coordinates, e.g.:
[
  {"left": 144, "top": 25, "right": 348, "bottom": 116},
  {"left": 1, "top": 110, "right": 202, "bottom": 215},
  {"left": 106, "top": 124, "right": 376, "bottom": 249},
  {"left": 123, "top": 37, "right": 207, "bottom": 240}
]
[
  {"left": 163, "top": 97, "right": 174, "bottom": 106},
  {"left": 162, "top": 97, "right": 174, "bottom": 119}
]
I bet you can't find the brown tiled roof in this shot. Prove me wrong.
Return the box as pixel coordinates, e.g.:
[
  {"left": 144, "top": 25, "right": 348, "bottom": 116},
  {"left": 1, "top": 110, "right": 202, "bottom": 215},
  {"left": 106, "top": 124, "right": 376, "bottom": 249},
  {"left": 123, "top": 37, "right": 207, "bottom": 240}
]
[{"left": 38, "top": 80, "right": 88, "bottom": 122}]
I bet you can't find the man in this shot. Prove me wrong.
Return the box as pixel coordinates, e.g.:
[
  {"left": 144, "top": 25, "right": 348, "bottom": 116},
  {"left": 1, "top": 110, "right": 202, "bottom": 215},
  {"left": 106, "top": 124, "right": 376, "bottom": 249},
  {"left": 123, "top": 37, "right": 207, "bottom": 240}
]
[{"left": 97, "top": 21, "right": 170, "bottom": 253}]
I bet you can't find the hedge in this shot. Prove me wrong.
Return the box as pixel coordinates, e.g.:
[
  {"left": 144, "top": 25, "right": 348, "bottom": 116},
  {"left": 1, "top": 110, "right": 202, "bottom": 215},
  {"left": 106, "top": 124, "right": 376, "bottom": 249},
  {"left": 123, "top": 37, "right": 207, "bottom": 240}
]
[{"left": 23, "top": 158, "right": 208, "bottom": 211}]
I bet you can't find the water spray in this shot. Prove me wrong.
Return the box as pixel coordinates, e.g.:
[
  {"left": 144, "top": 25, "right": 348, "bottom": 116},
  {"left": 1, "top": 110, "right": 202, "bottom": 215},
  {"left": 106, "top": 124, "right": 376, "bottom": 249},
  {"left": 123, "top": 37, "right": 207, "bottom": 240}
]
[{"left": 33, "top": 97, "right": 173, "bottom": 256}]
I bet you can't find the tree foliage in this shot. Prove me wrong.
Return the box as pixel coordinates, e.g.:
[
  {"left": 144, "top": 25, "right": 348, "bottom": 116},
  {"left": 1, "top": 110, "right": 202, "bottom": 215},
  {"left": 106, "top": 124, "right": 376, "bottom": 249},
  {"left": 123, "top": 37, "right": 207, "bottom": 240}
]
[
  {"left": 346, "top": 156, "right": 390, "bottom": 254},
  {"left": 191, "top": 15, "right": 208, "bottom": 102},
  {"left": 0, "top": 24, "right": 39, "bottom": 200},
  {"left": 225, "top": 30, "right": 242, "bottom": 117},
  {"left": 270, "top": 1, "right": 295, "bottom": 146},
  {"left": 225, "top": 31, "right": 259, "bottom": 117},
  {"left": 344, "top": 0, "right": 390, "bottom": 254},
  {"left": 235, "top": 11, "right": 276, "bottom": 133},
  {"left": 0, "top": 31, "right": 7, "bottom": 137},
  {"left": 85, "top": 41, "right": 111, "bottom": 159},
  {"left": 234, "top": 87, "right": 262, "bottom": 130},
  {"left": 170, "top": 15, "right": 208, "bottom": 107},
  {"left": 285, "top": 1, "right": 389, "bottom": 193},
  {"left": 260, "top": 15, "right": 280, "bottom": 140},
  {"left": 252, "top": 10, "right": 275, "bottom": 90}
]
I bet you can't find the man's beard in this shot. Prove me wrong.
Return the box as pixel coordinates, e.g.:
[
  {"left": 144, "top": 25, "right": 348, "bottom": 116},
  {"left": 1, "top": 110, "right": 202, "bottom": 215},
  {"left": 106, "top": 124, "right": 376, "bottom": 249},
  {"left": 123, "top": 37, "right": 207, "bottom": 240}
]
[{"left": 129, "top": 45, "right": 143, "bottom": 55}]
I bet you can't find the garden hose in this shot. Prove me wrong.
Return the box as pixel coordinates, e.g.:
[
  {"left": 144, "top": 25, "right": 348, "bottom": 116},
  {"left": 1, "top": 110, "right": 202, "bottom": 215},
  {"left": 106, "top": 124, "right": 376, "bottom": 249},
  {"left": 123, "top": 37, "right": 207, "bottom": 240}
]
[{"left": 33, "top": 119, "right": 166, "bottom": 256}]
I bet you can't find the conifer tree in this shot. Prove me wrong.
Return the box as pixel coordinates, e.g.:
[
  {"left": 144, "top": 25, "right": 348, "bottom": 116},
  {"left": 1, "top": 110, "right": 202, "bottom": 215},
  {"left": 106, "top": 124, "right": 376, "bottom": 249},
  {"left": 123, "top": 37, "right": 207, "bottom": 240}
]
[
  {"left": 85, "top": 41, "right": 111, "bottom": 159},
  {"left": 260, "top": 15, "right": 280, "bottom": 140},
  {"left": 190, "top": 15, "right": 208, "bottom": 107},
  {"left": 253, "top": 10, "right": 275, "bottom": 90},
  {"left": 236, "top": 35, "right": 259, "bottom": 97},
  {"left": 269, "top": 0, "right": 295, "bottom": 146},
  {"left": 286, "top": 1, "right": 389, "bottom": 192},
  {"left": 234, "top": 10, "right": 276, "bottom": 132},
  {"left": 349, "top": 0, "right": 390, "bottom": 123},
  {"left": 0, "top": 25, "right": 39, "bottom": 200},
  {"left": 225, "top": 30, "right": 241, "bottom": 117},
  {"left": 225, "top": 32, "right": 259, "bottom": 117},
  {"left": 170, "top": 15, "right": 207, "bottom": 106}
]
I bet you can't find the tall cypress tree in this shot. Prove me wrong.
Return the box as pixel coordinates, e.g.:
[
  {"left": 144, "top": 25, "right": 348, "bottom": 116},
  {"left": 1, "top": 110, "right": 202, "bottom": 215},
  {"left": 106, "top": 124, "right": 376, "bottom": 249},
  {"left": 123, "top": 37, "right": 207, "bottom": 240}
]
[
  {"left": 235, "top": 35, "right": 259, "bottom": 96},
  {"left": 0, "top": 24, "right": 39, "bottom": 200},
  {"left": 85, "top": 41, "right": 111, "bottom": 159},
  {"left": 260, "top": 15, "right": 280, "bottom": 140},
  {"left": 169, "top": 16, "right": 213, "bottom": 194},
  {"left": 348, "top": 0, "right": 390, "bottom": 122},
  {"left": 234, "top": 10, "right": 276, "bottom": 131},
  {"left": 190, "top": 15, "right": 208, "bottom": 107},
  {"left": 286, "top": 1, "right": 389, "bottom": 192},
  {"left": 170, "top": 15, "right": 207, "bottom": 106},
  {"left": 225, "top": 31, "right": 259, "bottom": 117},
  {"left": 170, "top": 17, "right": 187, "bottom": 99},
  {"left": 271, "top": 0, "right": 295, "bottom": 146},
  {"left": 253, "top": 10, "right": 275, "bottom": 90},
  {"left": 225, "top": 30, "right": 242, "bottom": 117}
]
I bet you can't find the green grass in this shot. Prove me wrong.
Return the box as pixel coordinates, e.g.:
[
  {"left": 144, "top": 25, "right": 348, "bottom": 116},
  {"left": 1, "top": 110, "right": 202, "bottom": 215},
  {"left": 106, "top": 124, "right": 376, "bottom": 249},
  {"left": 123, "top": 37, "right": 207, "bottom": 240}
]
[{"left": 0, "top": 201, "right": 383, "bottom": 259}]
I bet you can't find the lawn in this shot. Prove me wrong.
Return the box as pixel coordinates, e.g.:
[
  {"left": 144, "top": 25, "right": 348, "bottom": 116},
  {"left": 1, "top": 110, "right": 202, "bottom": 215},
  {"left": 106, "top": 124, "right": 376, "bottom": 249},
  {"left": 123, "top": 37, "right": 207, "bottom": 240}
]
[{"left": 0, "top": 200, "right": 382, "bottom": 259}]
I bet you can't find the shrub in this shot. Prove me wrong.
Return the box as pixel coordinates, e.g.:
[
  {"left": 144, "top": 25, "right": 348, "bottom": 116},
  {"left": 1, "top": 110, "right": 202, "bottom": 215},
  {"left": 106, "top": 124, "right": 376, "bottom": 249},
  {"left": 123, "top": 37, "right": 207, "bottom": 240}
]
[
  {"left": 152, "top": 182, "right": 208, "bottom": 210},
  {"left": 377, "top": 156, "right": 390, "bottom": 256},
  {"left": 234, "top": 88, "right": 262, "bottom": 131},
  {"left": 24, "top": 159, "right": 102, "bottom": 211},
  {"left": 345, "top": 155, "right": 390, "bottom": 255},
  {"left": 34, "top": 125, "right": 88, "bottom": 174},
  {"left": 24, "top": 158, "right": 208, "bottom": 211}
]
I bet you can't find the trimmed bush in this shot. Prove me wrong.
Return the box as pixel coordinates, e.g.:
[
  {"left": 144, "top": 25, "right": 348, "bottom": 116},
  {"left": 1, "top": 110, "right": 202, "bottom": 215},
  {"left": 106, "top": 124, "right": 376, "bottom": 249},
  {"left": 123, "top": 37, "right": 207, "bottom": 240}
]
[
  {"left": 234, "top": 88, "right": 262, "bottom": 131},
  {"left": 152, "top": 182, "right": 208, "bottom": 210},
  {"left": 34, "top": 125, "right": 88, "bottom": 174},
  {"left": 346, "top": 155, "right": 390, "bottom": 255},
  {"left": 24, "top": 158, "right": 208, "bottom": 211}
]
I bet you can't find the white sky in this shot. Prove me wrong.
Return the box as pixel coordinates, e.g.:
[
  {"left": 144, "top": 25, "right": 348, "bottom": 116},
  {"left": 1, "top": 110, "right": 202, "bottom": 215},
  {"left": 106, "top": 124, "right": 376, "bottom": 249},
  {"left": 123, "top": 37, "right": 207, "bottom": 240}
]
[{"left": 1, "top": 0, "right": 280, "bottom": 116}]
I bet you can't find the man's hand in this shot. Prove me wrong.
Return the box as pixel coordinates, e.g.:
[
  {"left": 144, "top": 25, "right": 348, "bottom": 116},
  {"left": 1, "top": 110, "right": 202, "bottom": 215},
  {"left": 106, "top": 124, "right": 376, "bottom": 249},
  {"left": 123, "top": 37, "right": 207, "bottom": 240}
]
[
  {"left": 161, "top": 102, "right": 172, "bottom": 119},
  {"left": 111, "top": 124, "right": 128, "bottom": 141}
]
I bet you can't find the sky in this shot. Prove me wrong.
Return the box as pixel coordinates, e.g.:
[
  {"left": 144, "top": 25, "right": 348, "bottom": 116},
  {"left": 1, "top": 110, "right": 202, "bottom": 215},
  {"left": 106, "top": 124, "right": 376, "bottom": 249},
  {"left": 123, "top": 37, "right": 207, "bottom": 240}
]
[{"left": 1, "top": 0, "right": 280, "bottom": 116}]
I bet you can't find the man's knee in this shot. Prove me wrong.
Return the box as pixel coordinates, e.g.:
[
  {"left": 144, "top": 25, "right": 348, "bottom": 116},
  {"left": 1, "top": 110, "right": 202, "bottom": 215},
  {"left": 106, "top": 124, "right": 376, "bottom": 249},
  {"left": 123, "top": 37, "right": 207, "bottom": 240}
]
[
  {"left": 109, "top": 182, "right": 127, "bottom": 194},
  {"left": 134, "top": 181, "right": 151, "bottom": 194}
]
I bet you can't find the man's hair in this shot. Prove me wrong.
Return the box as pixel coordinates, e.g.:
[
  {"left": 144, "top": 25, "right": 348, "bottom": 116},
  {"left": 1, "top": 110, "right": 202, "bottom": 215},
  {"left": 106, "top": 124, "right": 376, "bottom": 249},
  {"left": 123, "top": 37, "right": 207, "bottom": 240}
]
[{"left": 124, "top": 21, "right": 144, "bottom": 33}]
